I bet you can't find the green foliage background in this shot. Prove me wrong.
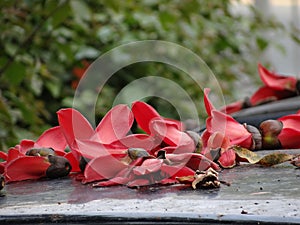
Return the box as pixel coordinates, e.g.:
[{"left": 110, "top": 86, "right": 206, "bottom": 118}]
[{"left": 0, "top": 0, "right": 297, "bottom": 151}]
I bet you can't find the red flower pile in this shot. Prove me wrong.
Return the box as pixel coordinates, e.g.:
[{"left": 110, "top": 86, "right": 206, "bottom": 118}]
[
  {"left": 0, "top": 101, "right": 219, "bottom": 189},
  {"left": 57, "top": 102, "right": 219, "bottom": 187},
  {"left": 1, "top": 63, "right": 300, "bottom": 190}
]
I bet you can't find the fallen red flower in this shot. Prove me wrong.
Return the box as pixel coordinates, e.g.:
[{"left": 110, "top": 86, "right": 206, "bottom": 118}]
[
  {"left": 250, "top": 86, "right": 295, "bottom": 106},
  {"left": 277, "top": 111, "right": 300, "bottom": 149},
  {"left": 202, "top": 88, "right": 256, "bottom": 168},
  {"left": 258, "top": 63, "right": 298, "bottom": 92},
  {"left": 221, "top": 64, "right": 299, "bottom": 114},
  {"left": 203, "top": 88, "right": 253, "bottom": 149},
  {"left": 2, "top": 126, "right": 72, "bottom": 183}
]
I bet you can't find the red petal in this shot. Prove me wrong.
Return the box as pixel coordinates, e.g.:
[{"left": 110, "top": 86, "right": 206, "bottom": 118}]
[
  {"left": 159, "top": 146, "right": 192, "bottom": 154},
  {"left": 207, "top": 131, "right": 230, "bottom": 150},
  {"left": 0, "top": 151, "right": 7, "bottom": 161},
  {"left": 150, "top": 119, "right": 195, "bottom": 151},
  {"left": 35, "top": 126, "right": 67, "bottom": 152},
  {"left": 218, "top": 149, "right": 236, "bottom": 168},
  {"left": 258, "top": 63, "right": 297, "bottom": 91},
  {"left": 203, "top": 88, "right": 215, "bottom": 116},
  {"left": 95, "top": 104, "right": 134, "bottom": 144},
  {"left": 64, "top": 152, "right": 81, "bottom": 173},
  {"left": 277, "top": 114, "right": 300, "bottom": 148},
  {"left": 83, "top": 155, "right": 128, "bottom": 183},
  {"left": 220, "top": 100, "right": 244, "bottom": 114},
  {"left": 207, "top": 110, "right": 252, "bottom": 148},
  {"left": 161, "top": 164, "right": 195, "bottom": 178},
  {"left": 200, "top": 129, "right": 210, "bottom": 154},
  {"left": 18, "top": 140, "right": 35, "bottom": 154},
  {"left": 111, "top": 134, "right": 160, "bottom": 152},
  {"left": 250, "top": 86, "right": 294, "bottom": 106},
  {"left": 163, "top": 118, "right": 184, "bottom": 131},
  {"left": 165, "top": 153, "right": 220, "bottom": 171},
  {"left": 76, "top": 139, "right": 127, "bottom": 160},
  {"left": 57, "top": 108, "right": 95, "bottom": 148},
  {"left": 132, "top": 158, "right": 163, "bottom": 176},
  {"left": 127, "top": 179, "right": 150, "bottom": 187},
  {"left": 5, "top": 156, "right": 50, "bottom": 183},
  {"left": 278, "top": 114, "right": 300, "bottom": 128},
  {"left": 278, "top": 128, "right": 300, "bottom": 149},
  {"left": 131, "top": 101, "right": 161, "bottom": 134},
  {"left": 7, "top": 148, "right": 23, "bottom": 162}
]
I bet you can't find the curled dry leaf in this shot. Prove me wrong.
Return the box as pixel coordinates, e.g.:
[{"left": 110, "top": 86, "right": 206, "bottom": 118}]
[
  {"left": 258, "top": 153, "right": 295, "bottom": 167},
  {"left": 233, "top": 146, "right": 295, "bottom": 166},
  {"left": 233, "top": 146, "right": 261, "bottom": 164},
  {"left": 192, "top": 168, "right": 220, "bottom": 189}
]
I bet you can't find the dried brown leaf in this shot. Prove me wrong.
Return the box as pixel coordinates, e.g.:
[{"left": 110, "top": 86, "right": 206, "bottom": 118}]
[
  {"left": 232, "top": 146, "right": 261, "bottom": 164},
  {"left": 233, "top": 146, "right": 295, "bottom": 167},
  {"left": 258, "top": 153, "right": 294, "bottom": 167}
]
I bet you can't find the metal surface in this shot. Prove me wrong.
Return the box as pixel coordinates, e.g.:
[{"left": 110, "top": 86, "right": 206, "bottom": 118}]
[
  {"left": 1, "top": 150, "right": 300, "bottom": 224},
  {"left": 232, "top": 96, "right": 300, "bottom": 127}
]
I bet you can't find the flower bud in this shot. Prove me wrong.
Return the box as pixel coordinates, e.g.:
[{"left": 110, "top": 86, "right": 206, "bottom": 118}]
[
  {"left": 46, "top": 155, "right": 72, "bottom": 179},
  {"left": 259, "top": 120, "right": 283, "bottom": 149}
]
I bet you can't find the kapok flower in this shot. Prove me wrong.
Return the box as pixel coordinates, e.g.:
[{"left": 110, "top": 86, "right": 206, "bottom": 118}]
[
  {"left": 258, "top": 110, "right": 300, "bottom": 149},
  {"left": 201, "top": 88, "right": 258, "bottom": 168},
  {"left": 250, "top": 86, "right": 295, "bottom": 107},
  {"left": 221, "top": 64, "right": 298, "bottom": 114},
  {"left": 277, "top": 111, "right": 300, "bottom": 149},
  {"left": 203, "top": 88, "right": 253, "bottom": 150},
  {"left": 3, "top": 126, "right": 72, "bottom": 183},
  {"left": 258, "top": 63, "right": 298, "bottom": 92}
]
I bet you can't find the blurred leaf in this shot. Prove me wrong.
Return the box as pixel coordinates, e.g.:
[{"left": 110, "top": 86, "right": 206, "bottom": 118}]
[
  {"left": 75, "top": 46, "right": 100, "bottom": 60},
  {"left": 70, "top": 0, "right": 91, "bottom": 25},
  {"left": 4, "top": 42, "right": 18, "bottom": 57},
  {"left": 7, "top": 93, "right": 35, "bottom": 123},
  {"left": 50, "top": 2, "right": 70, "bottom": 27},
  {"left": 31, "top": 74, "right": 43, "bottom": 96},
  {"left": 45, "top": 79, "right": 61, "bottom": 98},
  {"left": 256, "top": 37, "right": 269, "bottom": 51},
  {"left": 3, "top": 62, "right": 26, "bottom": 86},
  {"left": 291, "top": 33, "right": 300, "bottom": 45}
]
